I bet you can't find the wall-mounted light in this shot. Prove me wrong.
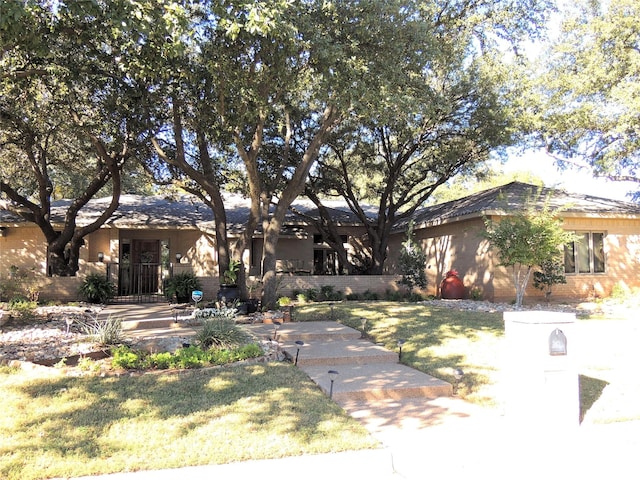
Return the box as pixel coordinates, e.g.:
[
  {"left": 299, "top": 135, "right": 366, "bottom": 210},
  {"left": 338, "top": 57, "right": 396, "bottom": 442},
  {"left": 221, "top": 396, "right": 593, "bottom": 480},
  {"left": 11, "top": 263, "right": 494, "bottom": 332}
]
[
  {"left": 0, "top": 227, "right": 6, "bottom": 237},
  {"left": 97, "top": 252, "right": 104, "bottom": 262},
  {"left": 175, "top": 252, "right": 182, "bottom": 263}
]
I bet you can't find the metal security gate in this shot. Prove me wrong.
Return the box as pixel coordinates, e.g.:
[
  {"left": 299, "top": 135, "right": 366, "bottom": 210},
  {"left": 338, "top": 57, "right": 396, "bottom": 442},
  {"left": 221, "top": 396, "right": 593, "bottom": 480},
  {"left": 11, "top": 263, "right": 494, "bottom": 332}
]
[{"left": 107, "top": 262, "right": 165, "bottom": 304}]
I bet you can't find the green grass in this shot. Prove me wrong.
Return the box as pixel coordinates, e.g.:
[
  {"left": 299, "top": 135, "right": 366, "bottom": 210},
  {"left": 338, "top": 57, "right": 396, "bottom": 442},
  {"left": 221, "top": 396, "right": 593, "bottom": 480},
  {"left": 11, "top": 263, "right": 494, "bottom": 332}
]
[
  {"left": 296, "top": 301, "right": 504, "bottom": 405},
  {"left": 0, "top": 363, "right": 378, "bottom": 480},
  {"left": 4, "top": 299, "right": 636, "bottom": 479}
]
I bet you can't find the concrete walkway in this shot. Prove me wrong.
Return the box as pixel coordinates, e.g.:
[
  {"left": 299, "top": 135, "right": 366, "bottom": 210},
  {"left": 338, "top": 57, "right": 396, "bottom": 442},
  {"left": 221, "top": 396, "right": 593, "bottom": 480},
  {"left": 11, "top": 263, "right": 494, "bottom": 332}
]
[{"left": 82, "top": 303, "right": 640, "bottom": 480}]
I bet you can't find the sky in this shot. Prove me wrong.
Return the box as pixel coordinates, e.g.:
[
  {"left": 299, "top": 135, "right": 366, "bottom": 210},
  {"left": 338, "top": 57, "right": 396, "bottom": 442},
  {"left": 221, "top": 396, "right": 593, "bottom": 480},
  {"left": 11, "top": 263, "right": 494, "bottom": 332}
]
[{"left": 500, "top": 150, "right": 638, "bottom": 203}]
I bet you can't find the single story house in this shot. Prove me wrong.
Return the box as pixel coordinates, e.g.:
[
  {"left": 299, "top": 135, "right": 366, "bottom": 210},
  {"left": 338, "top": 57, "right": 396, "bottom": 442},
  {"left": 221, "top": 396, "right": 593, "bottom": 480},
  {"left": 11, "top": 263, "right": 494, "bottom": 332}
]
[
  {"left": 1, "top": 182, "right": 640, "bottom": 304},
  {"left": 387, "top": 182, "right": 640, "bottom": 302}
]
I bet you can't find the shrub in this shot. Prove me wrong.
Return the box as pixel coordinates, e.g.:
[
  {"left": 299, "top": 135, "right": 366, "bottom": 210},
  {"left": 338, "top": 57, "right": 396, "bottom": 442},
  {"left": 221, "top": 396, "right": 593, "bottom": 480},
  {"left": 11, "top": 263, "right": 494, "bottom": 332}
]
[
  {"left": 79, "top": 274, "right": 116, "bottom": 304},
  {"left": 533, "top": 258, "right": 567, "bottom": 302},
  {"left": 304, "top": 288, "right": 318, "bottom": 301},
  {"left": 398, "top": 221, "right": 427, "bottom": 291},
  {"left": 144, "top": 352, "right": 174, "bottom": 370},
  {"left": 111, "top": 345, "right": 142, "bottom": 369},
  {"left": 194, "top": 318, "right": 249, "bottom": 349},
  {"left": 173, "top": 345, "right": 210, "bottom": 368},
  {"left": 319, "top": 285, "right": 344, "bottom": 301},
  {"left": 195, "top": 305, "right": 238, "bottom": 321},
  {"left": 406, "top": 292, "right": 424, "bottom": 302},
  {"left": 362, "top": 290, "right": 379, "bottom": 301},
  {"left": 469, "top": 287, "right": 483, "bottom": 301},
  {"left": 111, "top": 343, "right": 264, "bottom": 370},
  {"left": 80, "top": 315, "right": 123, "bottom": 346},
  {"left": 164, "top": 273, "right": 201, "bottom": 303},
  {"left": 277, "top": 296, "right": 292, "bottom": 307},
  {"left": 7, "top": 297, "right": 37, "bottom": 322}
]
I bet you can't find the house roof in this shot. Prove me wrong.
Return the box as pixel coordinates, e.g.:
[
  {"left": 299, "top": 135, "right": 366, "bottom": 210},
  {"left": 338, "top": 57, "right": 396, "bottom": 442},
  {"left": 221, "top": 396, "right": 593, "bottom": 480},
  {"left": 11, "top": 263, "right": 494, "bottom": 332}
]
[
  {"left": 398, "top": 181, "right": 640, "bottom": 231},
  {"left": 2, "top": 181, "right": 639, "bottom": 232},
  {"left": 0, "top": 192, "right": 370, "bottom": 231}
]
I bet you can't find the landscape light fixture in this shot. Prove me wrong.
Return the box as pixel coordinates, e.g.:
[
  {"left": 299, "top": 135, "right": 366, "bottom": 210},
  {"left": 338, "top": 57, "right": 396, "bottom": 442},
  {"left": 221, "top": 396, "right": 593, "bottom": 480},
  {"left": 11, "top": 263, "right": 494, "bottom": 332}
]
[
  {"left": 97, "top": 252, "right": 104, "bottom": 262},
  {"left": 453, "top": 368, "right": 464, "bottom": 395},
  {"left": 272, "top": 320, "right": 282, "bottom": 342},
  {"left": 328, "top": 370, "right": 339, "bottom": 399},
  {"left": 397, "top": 339, "right": 406, "bottom": 361},
  {"left": 64, "top": 316, "right": 74, "bottom": 334},
  {"left": 294, "top": 340, "right": 304, "bottom": 366},
  {"left": 360, "top": 317, "right": 367, "bottom": 338},
  {"left": 175, "top": 252, "right": 182, "bottom": 262}
]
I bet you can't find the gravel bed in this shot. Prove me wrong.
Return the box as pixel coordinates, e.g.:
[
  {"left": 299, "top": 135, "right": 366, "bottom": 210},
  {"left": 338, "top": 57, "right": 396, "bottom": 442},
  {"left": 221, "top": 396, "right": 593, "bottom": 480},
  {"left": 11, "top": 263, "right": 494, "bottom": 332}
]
[{"left": 0, "top": 298, "right": 630, "bottom": 365}]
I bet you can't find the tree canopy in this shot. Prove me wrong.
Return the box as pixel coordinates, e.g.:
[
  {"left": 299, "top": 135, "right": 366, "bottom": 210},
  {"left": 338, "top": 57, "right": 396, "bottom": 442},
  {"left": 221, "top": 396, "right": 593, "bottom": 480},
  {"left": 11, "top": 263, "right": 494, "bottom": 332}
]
[
  {"left": 530, "top": 0, "right": 640, "bottom": 198},
  {"left": 0, "top": 1, "right": 158, "bottom": 275},
  {"left": 302, "top": 0, "right": 554, "bottom": 274},
  {"left": 484, "top": 192, "right": 576, "bottom": 307}
]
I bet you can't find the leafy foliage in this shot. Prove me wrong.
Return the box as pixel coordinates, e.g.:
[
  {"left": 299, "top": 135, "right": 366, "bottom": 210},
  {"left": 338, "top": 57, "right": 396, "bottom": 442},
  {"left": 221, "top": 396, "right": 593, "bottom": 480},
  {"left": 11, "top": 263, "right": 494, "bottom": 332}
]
[
  {"left": 483, "top": 190, "right": 576, "bottom": 307},
  {"left": 533, "top": 258, "right": 568, "bottom": 302},
  {"left": 110, "top": 343, "right": 263, "bottom": 370},
  {"left": 79, "top": 274, "right": 116, "bottom": 304},
  {"left": 398, "top": 222, "right": 427, "bottom": 291},
  {"left": 164, "top": 273, "right": 201, "bottom": 303},
  {"left": 79, "top": 315, "right": 123, "bottom": 346},
  {"left": 531, "top": 0, "right": 640, "bottom": 198}
]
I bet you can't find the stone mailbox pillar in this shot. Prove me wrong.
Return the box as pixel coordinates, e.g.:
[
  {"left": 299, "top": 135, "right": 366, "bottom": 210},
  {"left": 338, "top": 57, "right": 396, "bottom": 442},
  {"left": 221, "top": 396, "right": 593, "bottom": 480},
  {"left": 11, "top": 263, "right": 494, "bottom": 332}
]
[{"left": 504, "top": 311, "right": 579, "bottom": 429}]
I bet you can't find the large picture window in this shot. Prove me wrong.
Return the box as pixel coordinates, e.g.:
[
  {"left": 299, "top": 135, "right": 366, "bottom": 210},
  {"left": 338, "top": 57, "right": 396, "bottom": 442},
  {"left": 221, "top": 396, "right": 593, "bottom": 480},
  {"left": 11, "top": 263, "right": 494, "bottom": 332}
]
[{"left": 564, "top": 232, "right": 605, "bottom": 274}]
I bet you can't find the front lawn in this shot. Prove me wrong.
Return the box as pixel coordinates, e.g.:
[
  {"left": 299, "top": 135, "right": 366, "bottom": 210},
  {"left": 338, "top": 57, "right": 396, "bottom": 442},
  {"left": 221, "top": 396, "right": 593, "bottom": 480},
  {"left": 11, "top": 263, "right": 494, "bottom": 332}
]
[{"left": 0, "top": 363, "right": 377, "bottom": 480}]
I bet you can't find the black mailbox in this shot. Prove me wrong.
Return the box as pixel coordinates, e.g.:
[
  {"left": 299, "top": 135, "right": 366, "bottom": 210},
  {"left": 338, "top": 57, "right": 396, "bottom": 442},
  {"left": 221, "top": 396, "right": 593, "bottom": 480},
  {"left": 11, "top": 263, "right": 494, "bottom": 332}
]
[{"left": 549, "top": 328, "right": 567, "bottom": 356}]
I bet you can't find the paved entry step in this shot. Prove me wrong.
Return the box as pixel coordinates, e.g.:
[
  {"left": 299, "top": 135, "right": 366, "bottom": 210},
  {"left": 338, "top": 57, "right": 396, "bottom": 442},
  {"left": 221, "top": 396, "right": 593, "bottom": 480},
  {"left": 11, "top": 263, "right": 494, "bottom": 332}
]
[
  {"left": 245, "top": 321, "right": 362, "bottom": 342},
  {"left": 300, "top": 363, "right": 453, "bottom": 402},
  {"left": 281, "top": 339, "right": 398, "bottom": 366}
]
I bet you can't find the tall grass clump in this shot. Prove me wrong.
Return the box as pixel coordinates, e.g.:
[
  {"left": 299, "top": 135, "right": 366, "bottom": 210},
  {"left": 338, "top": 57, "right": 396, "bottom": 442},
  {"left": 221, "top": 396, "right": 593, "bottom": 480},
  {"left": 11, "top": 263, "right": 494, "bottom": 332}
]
[{"left": 193, "top": 306, "right": 248, "bottom": 349}]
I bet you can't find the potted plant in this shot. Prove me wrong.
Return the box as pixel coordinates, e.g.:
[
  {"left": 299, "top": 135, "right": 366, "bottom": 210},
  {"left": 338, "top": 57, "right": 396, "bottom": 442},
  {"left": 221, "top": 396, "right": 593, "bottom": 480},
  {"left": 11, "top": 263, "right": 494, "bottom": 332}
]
[
  {"left": 440, "top": 269, "right": 465, "bottom": 299},
  {"left": 165, "top": 272, "right": 201, "bottom": 303},
  {"left": 277, "top": 296, "right": 294, "bottom": 322},
  {"left": 245, "top": 279, "right": 262, "bottom": 313},
  {"left": 218, "top": 259, "right": 241, "bottom": 303}
]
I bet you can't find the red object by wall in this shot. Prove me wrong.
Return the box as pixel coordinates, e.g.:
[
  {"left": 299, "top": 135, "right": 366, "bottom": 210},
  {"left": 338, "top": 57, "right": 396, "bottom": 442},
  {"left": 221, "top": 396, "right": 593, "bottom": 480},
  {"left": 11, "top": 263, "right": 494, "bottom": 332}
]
[{"left": 440, "top": 271, "right": 465, "bottom": 299}]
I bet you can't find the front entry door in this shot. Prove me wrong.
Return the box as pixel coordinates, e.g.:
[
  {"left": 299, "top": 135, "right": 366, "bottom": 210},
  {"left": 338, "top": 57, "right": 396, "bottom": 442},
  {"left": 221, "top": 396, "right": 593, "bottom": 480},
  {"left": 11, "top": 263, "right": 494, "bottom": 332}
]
[{"left": 131, "top": 239, "right": 161, "bottom": 294}]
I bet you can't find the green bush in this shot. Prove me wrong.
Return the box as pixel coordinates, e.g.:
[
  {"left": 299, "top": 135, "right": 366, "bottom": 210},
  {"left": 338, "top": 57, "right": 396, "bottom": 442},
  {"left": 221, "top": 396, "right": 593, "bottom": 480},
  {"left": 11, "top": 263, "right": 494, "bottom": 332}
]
[
  {"left": 194, "top": 318, "right": 249, "bottom": 349},
  {"left": 79, "top": 274, "right": 116, "bottom": 304},
  {"left": 144, "top": 352, "right": 174, "bottom": 369},
  {"left": 164, "top": 273, "right": 201, "bottom": 303},
  {"left": 111, "top": 345, "right": 142, "bottom": 369},
  {"left": 304, "top": 288, "right": 318, "bottom": 301},
  {"left": 7, "top": 297, "right": 37, "bottom": 322},
  {"left": 111, "top": 343, "right": 264, "bottom": 370},
  {"left": 173, "top": 345, "right": 210, "bottom": 369},
  {"left": 319, "top": 285, "right": 343, "bottom": 301},
  {"left": 362, "top": 290, "right": 379, "bottom": 301}
]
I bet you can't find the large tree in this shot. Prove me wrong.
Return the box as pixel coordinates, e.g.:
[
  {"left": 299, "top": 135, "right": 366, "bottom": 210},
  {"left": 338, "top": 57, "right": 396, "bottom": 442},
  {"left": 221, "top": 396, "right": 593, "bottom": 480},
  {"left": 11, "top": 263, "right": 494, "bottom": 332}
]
[
  {"left": 531, "top": 0, "right": 640, "bottom": 198},
  {"left": 300, "top": 0, "right": 554, "bottom": 274},
  {"left": 0, "top": 2, "right": 155, "bottom": 275},
  {"left": 141, "top": 1, "right": 451, "bottom": 307}
]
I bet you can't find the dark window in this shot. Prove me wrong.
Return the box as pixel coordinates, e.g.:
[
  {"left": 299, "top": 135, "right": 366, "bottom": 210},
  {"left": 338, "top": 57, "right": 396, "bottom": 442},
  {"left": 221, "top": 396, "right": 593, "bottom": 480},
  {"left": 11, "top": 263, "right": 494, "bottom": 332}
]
[{"left": 564, "top": 232, "right": 605, "bottom": 274}]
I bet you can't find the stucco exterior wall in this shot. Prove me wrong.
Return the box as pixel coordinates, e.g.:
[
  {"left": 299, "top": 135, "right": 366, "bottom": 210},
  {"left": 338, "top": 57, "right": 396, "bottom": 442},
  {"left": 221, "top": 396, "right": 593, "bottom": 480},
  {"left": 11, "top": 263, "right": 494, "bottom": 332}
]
[
  {"left": 390, "top": 215, "right": 640, "bottom": 303},
  {"left": 387, "top": 218, "right": 494, "bottom": 298},
  {"left": 277, "top": 274, "right": 400, "bottom": 298}
]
